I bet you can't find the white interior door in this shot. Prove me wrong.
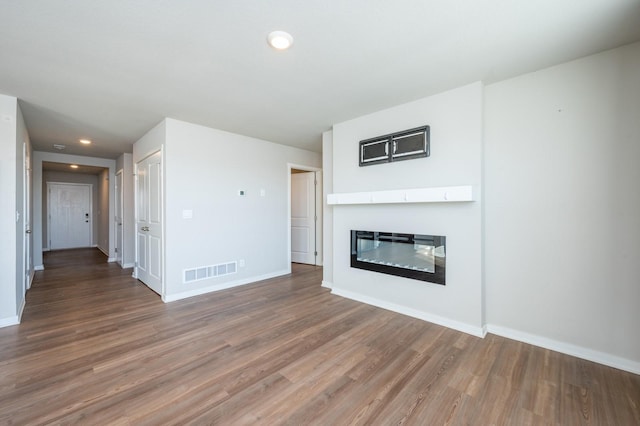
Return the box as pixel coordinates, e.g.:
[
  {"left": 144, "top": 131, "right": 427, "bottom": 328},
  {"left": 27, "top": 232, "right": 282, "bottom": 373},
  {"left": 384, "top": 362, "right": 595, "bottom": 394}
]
[
  {"left": 115, "top": 171, "right": 123, "bottom": 266},
  {"left": 291, "top": 171, "right": 316, "bottom": 264},
  {"left": 48, "top": 183, "right": 92, "bottom": 250},
  {"left": 135, "top": 151, "right": 162, "bottom": 295}
]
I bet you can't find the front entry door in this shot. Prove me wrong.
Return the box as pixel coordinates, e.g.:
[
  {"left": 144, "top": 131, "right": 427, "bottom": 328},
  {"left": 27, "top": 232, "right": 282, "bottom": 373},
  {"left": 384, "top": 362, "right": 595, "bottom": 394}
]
[
  {"left": 291, "top": 171, "right": 317, "bottom": 264},
  {"left": 48, "top": 183, "right": 92, "bottom": 250},
  {"left": 135, "top": 151, "right": 162, "bottom": 295}
]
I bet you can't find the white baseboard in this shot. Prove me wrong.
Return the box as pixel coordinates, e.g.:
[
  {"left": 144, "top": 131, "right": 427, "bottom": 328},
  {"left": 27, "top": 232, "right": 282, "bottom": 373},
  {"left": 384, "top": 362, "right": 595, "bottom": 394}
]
[
  {"left": 107, "top": 257, "right": 116, "bottom": 263},
  {"left": 28, "top": 271, "right": 35, "bottom": 289},
  {"left": 163, "top": 269, "right": 290, "bottom": 303},
  {"left": 97, "top": 246, "right": 109, "bottom": 257},
  {"left": 42, "top": 247, "right": 50, "bottom": 252},
  {"left": 122, "top": 262, "right": 135, "bottom": 268},
  {"left": 0, "top": 315, "right": 20, "bottom": 328},
  {"left": 17, "top": 297, "right": 25, "bottom": 322},
  {"left": 330, "top": 287, "right": 486, "bottom": 338},
  {"left": 486, "top": 324, "right": 640, "bottom": 375},
  {"left": 321, "top": 280, "right": 333, "bottom": 289},
  {"left": 34, "top": 265, "right": 44, "bottom": 271}
]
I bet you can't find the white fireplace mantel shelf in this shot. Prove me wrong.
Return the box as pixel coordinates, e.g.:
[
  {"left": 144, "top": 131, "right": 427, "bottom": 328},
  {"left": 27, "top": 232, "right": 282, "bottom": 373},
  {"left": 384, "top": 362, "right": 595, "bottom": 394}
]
[{"left": 327, "top": 185, "right": 473, "bottom": 205}]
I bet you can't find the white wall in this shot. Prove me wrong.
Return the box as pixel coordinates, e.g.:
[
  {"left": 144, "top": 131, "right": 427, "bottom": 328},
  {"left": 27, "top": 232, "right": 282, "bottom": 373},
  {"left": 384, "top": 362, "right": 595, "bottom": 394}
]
[
  {"left": 33, "top": 152, "right": 116, "bottom": 269},
  {"left": 321, "top": 130, "right": 334, "bottom": 287},
  {"left": 0, "top": 94, "right": 29, "bottom": 327},
  {"left": 162, "top": 118, "right": 321, "bottom": 301},
  {"left": 0, "top": 95, "right": 18, "bottom": 325},
  {"left": 42, "top": 171, "right": 99, "bottom": 248},
  {"left": 329, "top": 82, "right": 484, "bottom": 336},
  {"left": 484, "top": 42, "right": 640, "bottom": 371},
  {"left": 132, "top": 120, "right": 165, "bottom": 163},
  {"left": 116, "top": 153, "right": 135, "bottom": 267}
]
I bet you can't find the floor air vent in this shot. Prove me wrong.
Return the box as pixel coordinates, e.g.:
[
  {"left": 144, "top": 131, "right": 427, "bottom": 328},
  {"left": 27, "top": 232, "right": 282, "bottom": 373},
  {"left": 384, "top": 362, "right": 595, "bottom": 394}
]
[{"left": 184, "top": 261, "right": 237, "bottom": 283}]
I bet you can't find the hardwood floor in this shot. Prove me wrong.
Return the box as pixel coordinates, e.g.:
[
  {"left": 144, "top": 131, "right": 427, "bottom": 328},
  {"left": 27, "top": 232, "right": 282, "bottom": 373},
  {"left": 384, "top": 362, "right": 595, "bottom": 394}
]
[{"left": 0, "top": 249, "right": 638, "bottom": 425}]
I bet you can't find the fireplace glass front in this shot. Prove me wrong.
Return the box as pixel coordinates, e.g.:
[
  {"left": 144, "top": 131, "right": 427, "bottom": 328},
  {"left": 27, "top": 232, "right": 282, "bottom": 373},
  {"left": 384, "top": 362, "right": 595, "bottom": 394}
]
[{"left": 351, "top": 230, "right": 446, "bottom": 285}]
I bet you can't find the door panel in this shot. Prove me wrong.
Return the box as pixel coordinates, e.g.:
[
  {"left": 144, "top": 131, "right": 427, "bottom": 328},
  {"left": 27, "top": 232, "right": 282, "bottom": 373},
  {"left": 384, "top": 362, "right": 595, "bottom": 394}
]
[
  {"left": 49, "top": 183, "right": 92, "bottom": 250},
  {"left": 291, "top": 227, "right": 310, "bottom": 254},
  {"left": 149, "top": 161, "right": 161, "bottom": 225},
  {"left": 149, "top": 235, "right": 162, "bottom": 281},
  {"left": 135, "top": 151, "right": 162, "bottom": 295},
  {"left": 137, "top": 233, "right": 147, "bottom": 272},
  {"left": 291, "top": 171, "right": 316, "bottom": 264},
  {"left": 137, "top": 165, "right": 148, "bottom": 223}
]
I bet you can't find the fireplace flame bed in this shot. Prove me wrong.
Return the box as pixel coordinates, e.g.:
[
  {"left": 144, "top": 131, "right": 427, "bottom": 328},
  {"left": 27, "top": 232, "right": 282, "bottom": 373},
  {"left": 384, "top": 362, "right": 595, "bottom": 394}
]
[{"left": 351, "top": 230, "right": 446, "bottom": 285}]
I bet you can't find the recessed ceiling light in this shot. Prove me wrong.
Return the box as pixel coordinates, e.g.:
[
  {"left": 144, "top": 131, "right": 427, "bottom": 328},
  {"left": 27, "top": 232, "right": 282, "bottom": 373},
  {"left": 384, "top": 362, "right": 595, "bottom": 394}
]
[
  {"left": 79, "top": 139, "right": 92, "bottom": 145},
  {"left": 267, "top": 31, "right": 293, "bottom": 50},
  {"left": 53, "top": 144, "right": 66, "bottom": 150},
  {"left": 70, "top": 164, "right": 79, "bottom": 169}
]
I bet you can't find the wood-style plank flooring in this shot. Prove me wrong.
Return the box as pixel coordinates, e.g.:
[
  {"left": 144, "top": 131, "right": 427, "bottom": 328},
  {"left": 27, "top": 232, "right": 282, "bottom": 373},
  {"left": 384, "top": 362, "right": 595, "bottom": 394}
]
[{"left": 0, "top": 248, "right": 638, "bottom": 425}]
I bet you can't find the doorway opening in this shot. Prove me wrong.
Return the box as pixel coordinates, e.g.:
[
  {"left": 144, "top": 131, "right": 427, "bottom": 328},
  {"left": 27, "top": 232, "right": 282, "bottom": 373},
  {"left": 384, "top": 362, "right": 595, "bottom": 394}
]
[
  {"left": 289, "top": 165, "right": 322, "bottom": 267},
  {"left": 42, "top": 161, "right": 111, "bottom": 259}
]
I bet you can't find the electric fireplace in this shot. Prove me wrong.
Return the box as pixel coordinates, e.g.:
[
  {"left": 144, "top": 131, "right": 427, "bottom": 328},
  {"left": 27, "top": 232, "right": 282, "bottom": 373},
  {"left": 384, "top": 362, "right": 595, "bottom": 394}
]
[{"left": 351, "top": 230, "right": 446, "bottom": 285}]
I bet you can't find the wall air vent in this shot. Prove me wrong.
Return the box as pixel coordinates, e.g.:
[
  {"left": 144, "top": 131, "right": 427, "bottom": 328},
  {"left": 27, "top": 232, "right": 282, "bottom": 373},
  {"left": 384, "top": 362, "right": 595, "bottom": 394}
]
[{"left": 183, "top": 261, "right": 238, "bottom": 283}]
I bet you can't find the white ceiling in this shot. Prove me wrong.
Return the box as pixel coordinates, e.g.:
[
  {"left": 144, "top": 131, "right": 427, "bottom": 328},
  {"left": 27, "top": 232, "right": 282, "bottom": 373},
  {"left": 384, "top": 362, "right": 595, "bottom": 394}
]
[{"left": 1, "top": 1, "right": 639, "bottom": 158}]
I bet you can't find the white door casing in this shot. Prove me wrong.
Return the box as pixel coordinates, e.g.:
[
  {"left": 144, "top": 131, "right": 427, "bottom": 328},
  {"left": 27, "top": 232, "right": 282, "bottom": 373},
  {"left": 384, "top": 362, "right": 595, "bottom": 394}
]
[
  {"left": 135, "top": 151, "right": 162, "bottom": 295},
  {"left": 115, "top": 171, "right": 123, "bottom": 266},
  {"left": 291, "top": 171, "right": 316, "bottom": 265},
  {"left": 23, "top": 142, "right": 32, "bottom": 290},
  {"left": 48, "top": 183, "right": 92, "bottom": 250}
]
